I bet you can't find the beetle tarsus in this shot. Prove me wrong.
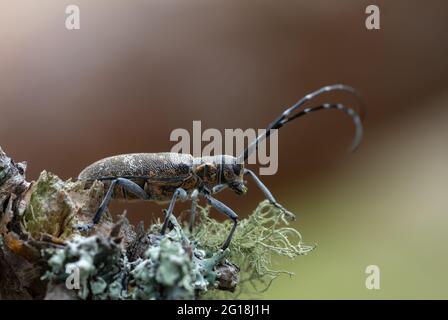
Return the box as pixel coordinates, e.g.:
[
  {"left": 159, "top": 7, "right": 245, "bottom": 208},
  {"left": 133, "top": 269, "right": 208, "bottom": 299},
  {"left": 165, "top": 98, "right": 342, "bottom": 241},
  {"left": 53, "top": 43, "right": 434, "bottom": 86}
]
[
  {"left": 273, "top": 203, "right": 296, "bottom": 220},
  {"left": 75, "top": 222, "right": 94, "bottom": 232},
  {"left": 244, "top": 169, "right": 296, "bottom": 220}
]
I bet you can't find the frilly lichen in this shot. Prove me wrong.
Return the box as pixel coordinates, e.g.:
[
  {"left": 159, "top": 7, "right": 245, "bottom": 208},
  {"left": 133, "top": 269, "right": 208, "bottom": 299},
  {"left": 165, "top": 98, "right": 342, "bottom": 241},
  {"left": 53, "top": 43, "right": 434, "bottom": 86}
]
[
  {"left": 42, "top": 235, "right": 125, "bottom": 299},
  {"left": 128, "top": 220, "right": 228, "bottom": 300},
  {"left": 41, "top": 217, "right": 229, "bottom": 300},
  {"left": 193, "top": 200, "right": 315, "bottom": 297},
  {"left": 41, "top": 200, "right": 313, "bottom": 300}
]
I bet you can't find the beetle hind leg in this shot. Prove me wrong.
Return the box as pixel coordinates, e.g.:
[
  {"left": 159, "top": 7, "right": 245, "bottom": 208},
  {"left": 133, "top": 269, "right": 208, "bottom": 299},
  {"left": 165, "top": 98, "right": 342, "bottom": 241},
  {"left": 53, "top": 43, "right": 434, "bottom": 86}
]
[{"left": 76, "top": 178, "right": 149, "bottom": 232}]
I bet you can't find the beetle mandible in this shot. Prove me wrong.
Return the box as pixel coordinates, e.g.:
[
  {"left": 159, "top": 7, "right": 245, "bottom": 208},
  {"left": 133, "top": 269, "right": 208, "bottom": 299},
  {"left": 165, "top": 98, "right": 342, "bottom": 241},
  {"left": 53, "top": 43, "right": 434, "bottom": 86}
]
[{"left": 76, "top": 84, "right": 364, "bottom": 250}]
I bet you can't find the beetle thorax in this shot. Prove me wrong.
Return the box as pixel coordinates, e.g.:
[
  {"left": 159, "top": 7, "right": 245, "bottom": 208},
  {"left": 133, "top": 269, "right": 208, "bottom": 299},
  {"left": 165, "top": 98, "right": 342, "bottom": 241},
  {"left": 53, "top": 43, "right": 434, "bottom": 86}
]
[{"left": 192, "top": 155, "right": 247, "bottom": 195}]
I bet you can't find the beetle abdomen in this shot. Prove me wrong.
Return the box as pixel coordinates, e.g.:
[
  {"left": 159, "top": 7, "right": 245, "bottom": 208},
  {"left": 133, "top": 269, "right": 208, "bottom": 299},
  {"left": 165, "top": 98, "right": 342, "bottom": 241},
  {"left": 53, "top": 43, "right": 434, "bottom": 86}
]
[
  {"left": 78, "top": 153, "right": 194, "bottom": 181},
  {"left": 78, "top": 153, "right": 197, "bottom": 202}
]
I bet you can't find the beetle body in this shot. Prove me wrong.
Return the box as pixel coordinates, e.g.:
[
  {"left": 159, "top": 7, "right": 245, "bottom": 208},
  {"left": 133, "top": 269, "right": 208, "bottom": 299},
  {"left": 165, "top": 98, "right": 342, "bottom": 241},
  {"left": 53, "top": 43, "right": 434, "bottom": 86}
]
[
  {"left": 75, "top": 84, "right": 365, "bottom": 250},
  {"left": 78, "top": 152, "right": 246, "bottom": 203}
]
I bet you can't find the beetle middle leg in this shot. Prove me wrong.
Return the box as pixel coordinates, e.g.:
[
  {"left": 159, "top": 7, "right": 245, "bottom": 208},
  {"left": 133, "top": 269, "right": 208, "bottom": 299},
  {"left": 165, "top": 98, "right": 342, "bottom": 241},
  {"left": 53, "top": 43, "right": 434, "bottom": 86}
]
[
  {"left": 189, "top": 189, "right": 199, "bottom": 233},
  {"left": 186, "top": 184, "right": 228, "bottom": 233},
  {"left": 160, "top": 188, "right": 188, "bottom": 235},
  {"left": 76, "top": 177, "right": 149, "bottom": 231},
  {"left": 188, "top": 185, "right": 227, "bottom": 233},
  {"left": 244, "top": 169, "right": 296, "bottom": 220}
]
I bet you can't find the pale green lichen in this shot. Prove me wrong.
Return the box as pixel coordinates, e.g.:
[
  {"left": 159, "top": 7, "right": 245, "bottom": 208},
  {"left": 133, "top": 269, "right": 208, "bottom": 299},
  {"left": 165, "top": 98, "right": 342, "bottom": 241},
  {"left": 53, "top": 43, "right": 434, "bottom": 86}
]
[
  {"left": 42, "top": 219, "right": 228, "bottom": 300},
  {"left": 42, "top": 200, "right": 313, "bottom": 299},
  {"left": 193, "top": 200, "right": 315, "bottom": 297},
  {"left": 128, "top": 223, "right": 226, "bottom": 300},
  {"left": 42, "top": 235, "right": 126, "bottom": 299}
]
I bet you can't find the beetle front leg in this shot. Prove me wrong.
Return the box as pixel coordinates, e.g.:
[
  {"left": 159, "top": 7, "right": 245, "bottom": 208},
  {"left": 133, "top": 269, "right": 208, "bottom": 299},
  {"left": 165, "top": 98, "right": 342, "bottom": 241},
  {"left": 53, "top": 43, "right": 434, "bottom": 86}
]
[
  {"left": 76, "top": 178, "right": 149, "bottom": 232},
  {"left": 205, "top": 194, "right": 238, "bottom": 250},
  {"left": 244, "top": 169, "right": 296, "bottom": 220},
  {"left": 160, "top": 188, "right": 188, "bottom": 235},
  {"left": 212, "top": 184, "right": 228, "bottom": 194}
]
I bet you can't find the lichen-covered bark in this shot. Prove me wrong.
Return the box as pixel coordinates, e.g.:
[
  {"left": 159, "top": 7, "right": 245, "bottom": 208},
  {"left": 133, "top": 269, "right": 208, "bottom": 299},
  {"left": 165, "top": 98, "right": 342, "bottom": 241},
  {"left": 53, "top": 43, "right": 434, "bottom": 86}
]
[
  {"left": 0, "top": 146, "right": 312, "bottom": 300},
  {"left": 0, "top": 147, "right": 238, "bottom": 299}
]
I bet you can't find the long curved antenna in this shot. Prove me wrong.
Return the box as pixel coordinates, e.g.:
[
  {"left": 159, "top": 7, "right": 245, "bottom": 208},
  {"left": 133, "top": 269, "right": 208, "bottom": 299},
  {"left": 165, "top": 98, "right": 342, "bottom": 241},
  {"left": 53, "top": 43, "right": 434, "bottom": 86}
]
[
  {"left": 284, "top": 103, "right": 363, "bottom": 151},
  {"left": 238, "top": 84, "right": 365, "bottom": 163}
]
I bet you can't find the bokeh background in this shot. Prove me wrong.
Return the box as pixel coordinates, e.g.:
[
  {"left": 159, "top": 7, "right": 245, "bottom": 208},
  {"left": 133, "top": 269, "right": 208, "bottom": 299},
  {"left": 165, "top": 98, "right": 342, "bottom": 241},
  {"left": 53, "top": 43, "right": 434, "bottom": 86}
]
[{"left": 1, "top": 0, "right": 448, "bottom": 299}]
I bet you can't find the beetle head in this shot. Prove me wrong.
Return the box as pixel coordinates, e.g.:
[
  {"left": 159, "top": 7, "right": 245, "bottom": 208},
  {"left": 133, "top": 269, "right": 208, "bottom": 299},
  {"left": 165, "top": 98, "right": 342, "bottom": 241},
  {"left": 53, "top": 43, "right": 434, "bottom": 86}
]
[{"left": 198, "top": 155, "right": 247, "bottom": 195}]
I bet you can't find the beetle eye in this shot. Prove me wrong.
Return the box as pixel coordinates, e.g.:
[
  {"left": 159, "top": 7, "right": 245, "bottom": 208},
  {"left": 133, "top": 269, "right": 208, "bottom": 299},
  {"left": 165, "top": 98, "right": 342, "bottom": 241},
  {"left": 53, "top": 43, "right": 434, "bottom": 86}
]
[{"left": 232, "top": 164, "right": 242, "bottom": 176}]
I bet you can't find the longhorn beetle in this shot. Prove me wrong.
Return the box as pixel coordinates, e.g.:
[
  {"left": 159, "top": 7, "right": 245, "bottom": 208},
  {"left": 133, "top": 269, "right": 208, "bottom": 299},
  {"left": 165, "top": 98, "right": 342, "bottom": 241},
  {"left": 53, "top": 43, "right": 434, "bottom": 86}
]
[{"left": 76, "top": 84, "right": 364, "bottom": 250}]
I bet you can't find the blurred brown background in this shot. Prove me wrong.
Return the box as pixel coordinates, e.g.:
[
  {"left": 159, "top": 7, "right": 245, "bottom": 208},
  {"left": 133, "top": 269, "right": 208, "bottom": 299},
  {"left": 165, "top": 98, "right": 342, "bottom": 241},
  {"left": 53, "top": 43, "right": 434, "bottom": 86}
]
[{"left": 1, "top": 0, "right": 448, "bottom": 298}]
